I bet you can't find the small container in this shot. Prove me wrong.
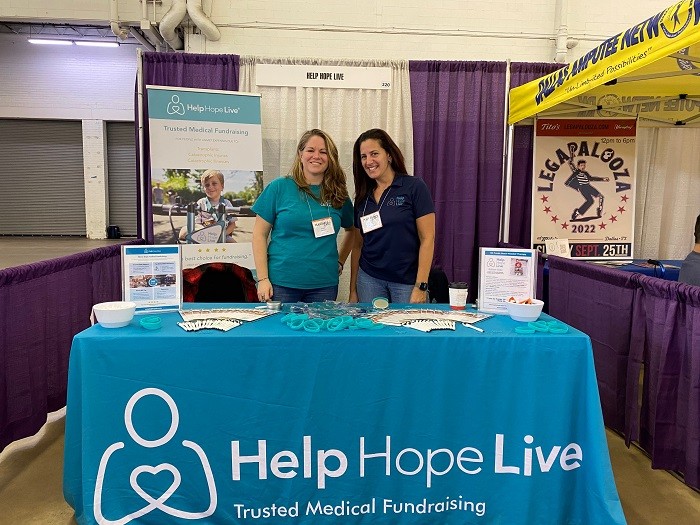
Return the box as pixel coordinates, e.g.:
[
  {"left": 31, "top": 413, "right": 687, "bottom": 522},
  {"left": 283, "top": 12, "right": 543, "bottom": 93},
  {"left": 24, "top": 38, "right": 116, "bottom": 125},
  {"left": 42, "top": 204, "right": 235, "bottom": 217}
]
[
  {"left": 266, "top": 300, "right": 282, "bottom": 311},
  {"left": 139, "top": 316, "right": 162, "bottom": 330},
  {"left": 505, "top": 299, "right": 545, "bottom": 323},
  {"left": 93, "top": 301, "right": 136, "bottom": 328},
  {"left": 106, "top": 225, "right": 121, "bottom": 239},
  {"left": 448, "top": 282, "right": 469, "bottom": 310},
  {"left": 372, "top": 297, "right": 389, "bottom": 310}
]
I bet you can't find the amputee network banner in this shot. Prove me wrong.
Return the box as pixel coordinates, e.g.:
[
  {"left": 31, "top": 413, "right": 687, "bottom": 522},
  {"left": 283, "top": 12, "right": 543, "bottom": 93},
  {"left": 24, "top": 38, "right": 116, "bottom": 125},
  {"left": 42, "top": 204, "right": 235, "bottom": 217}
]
[
  {"left": 532, "top": 118, "right": 637, "bottom": 259},
  {"left": 509, "top": 1, "right": 700, "bottom": 123}
]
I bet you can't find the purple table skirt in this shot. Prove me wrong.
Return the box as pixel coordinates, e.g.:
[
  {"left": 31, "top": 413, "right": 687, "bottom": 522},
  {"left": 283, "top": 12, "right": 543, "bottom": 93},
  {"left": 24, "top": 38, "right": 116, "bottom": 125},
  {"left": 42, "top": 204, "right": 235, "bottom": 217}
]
[{"left": 0, "top": 240, "right": 143, "bottom": 451}]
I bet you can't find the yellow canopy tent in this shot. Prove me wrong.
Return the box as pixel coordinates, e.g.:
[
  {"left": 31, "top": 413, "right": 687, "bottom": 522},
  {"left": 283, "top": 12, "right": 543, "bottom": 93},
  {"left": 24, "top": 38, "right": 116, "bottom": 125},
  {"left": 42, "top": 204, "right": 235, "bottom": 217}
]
[
  {"left": 500, "top": 0, "right": 700, "bottom": 242},
  {"left": 509, "top": 1, "right": 700, "bottom": 126}
]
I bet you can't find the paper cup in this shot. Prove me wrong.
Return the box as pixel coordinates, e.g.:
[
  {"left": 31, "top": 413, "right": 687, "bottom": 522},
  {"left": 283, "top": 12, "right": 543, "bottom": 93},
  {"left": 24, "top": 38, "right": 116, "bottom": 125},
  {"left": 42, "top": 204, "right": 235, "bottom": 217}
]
[{"left": 448, "top": 282, "right": 469, "bottom": 310}]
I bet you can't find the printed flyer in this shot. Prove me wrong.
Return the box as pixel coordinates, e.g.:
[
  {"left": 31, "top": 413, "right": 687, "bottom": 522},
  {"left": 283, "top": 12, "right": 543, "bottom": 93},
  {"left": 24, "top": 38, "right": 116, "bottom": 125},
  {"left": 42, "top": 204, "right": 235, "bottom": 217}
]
[
  {"left": 121, "top": 245, "right": 181, "bottom": 312},
  {"left": 478, "top": 248, "right": 537, "bottom": 314}
]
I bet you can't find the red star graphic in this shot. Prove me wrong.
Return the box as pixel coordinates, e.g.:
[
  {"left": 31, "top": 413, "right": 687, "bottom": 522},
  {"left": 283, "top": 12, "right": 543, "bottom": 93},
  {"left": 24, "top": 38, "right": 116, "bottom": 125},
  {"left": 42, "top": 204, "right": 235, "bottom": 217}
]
[
  {"left": 561, "top": 222, "right": 569, "bottom": 229},
  {"left": 550, "top": 215, "right": 559, "bottom": 223},
  {"left": 609, "top": 215, "right": 618, "bottom": 223},
  {"left": 599, "top": 222, "right": 607, "bottom": 230},
  {"left": 620, "top": 195, "right": 629, "bottom": 202},
  {"left": 617, "top": 206, "right": 625, "bottom": 213},
  {"left": 543, "top": 206, "right": 551, "bottom": 214},
  {"left": 540, "top": 195, "right": 549, "bottom": 202}
]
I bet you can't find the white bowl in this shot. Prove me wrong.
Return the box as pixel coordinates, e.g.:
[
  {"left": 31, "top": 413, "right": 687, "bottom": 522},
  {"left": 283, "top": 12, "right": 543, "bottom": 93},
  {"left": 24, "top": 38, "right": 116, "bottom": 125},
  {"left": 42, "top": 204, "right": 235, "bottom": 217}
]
[
  {"left": 505, "top": 299, "right": 544, "bottom": 322},
  {"left": 93, "top": 301, "right": 136, "bottom": 328}
]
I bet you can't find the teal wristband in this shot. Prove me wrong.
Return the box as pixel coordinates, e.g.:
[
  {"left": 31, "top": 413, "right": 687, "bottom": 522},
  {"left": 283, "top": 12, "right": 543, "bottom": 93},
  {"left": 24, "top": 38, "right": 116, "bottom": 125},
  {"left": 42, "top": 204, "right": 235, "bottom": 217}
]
[{"left": 139, "top": 316, "right": 162, "bottom": 330}]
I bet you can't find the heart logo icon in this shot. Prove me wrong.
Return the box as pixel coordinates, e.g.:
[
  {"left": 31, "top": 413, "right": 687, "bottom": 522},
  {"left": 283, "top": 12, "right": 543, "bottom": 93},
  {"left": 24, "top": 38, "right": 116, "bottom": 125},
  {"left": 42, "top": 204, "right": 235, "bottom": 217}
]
[{"left": 130, "top": 463, "right": 181, "bottom": 507}]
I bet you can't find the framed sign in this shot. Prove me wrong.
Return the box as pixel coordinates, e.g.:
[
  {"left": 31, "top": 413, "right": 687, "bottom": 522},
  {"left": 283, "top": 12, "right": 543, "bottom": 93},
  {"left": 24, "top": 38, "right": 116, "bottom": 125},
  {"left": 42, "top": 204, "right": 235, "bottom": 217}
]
[
  {"left": 532, "top": 118, "right": 636, "bottom": 259},
  {"left": 122, "top": 245, "right": 181, "bottom": 313},
  {"left": 478, "top": 248, "right": 537, "bottom": 314}
]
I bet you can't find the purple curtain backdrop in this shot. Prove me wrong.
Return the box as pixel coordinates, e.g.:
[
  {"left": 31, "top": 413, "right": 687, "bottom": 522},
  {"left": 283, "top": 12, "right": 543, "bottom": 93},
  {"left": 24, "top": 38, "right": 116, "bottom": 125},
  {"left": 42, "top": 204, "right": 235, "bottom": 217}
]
[
  {"left": 547, "top": 256, "right": 637, "bottom": 433},
  {"left": 508, "top": 62, "right": 563, "bottom": 248},
  {"left": 138, "top": 53, "right": 240, "bottom": 242},
  {"left": 0, "top": 240, "right": 143, "bottom": 451},
  {"left": 547, "top": 256, "right": 700, "bottom": 490},
  {"left": 409, "top": 61, "right": 507, "bottom": 297},
  {"left": 627, "top": 275, "right": 700, "bottom": 490}
]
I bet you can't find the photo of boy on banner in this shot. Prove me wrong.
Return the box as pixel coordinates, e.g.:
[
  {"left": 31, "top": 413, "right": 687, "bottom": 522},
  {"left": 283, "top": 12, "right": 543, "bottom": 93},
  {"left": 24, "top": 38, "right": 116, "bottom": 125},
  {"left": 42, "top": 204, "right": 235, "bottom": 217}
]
[
  {"left": 151, "top": 168, "right": 262, "bottom": 245},
  {"left": 565, "top": 144, "right": 610, "bottom": 222}
]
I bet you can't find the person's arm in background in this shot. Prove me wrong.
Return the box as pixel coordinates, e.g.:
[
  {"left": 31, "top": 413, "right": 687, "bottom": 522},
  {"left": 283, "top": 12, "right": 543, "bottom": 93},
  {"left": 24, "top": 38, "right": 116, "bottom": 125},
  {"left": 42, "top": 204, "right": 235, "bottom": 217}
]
[
  {"left": 337, "top": 226, "right": 355, "bottom": 275},
  {"left": 252, "top": 216, "right": 274, "bottom": 301},
  {"left": 348, "top": 229, "right": 362, "bottom": 303},
  {"left": 409, "top": 213, "right": 436, "bottom": 303}
]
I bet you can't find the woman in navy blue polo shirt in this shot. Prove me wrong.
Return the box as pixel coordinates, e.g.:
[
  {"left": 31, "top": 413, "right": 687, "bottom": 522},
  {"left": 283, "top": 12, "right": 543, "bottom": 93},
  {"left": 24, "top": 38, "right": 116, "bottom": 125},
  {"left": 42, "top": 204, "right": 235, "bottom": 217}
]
[{"left": 349, "top": 129, "right": 435, "bottom": 304}]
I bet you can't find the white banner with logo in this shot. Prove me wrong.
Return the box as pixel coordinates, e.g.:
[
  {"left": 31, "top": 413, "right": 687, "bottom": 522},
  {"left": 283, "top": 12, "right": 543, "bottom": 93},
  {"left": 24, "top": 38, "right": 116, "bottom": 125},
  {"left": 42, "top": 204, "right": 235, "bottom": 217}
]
[
  {"left": 255, "top": 64, "right": 392, "bottom": 89},
  {"left": 147, "top": 86, "right": 263, "bottom": 246},
  {"left": 532, "top": 118, "right": 637, "bottom": 259},
  {"left": 147, "top": 86, "right": 263, "bottom": 171}
]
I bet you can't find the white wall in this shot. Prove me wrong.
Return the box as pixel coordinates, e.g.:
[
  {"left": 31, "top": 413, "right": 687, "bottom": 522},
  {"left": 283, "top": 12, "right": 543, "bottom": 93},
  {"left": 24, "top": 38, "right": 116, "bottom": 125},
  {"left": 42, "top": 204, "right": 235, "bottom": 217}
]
[
  {"left": 199, "top": 0, "right": 672, "bottom": 61},
  {"left": 0, "top": 0, "right": 675, "bottom": 62},
  {"left": 0, "top": 33, "right": 137, "bottom": 121},
  {"left": 0, "top": 0, "right": 678, "bottom": 240}
]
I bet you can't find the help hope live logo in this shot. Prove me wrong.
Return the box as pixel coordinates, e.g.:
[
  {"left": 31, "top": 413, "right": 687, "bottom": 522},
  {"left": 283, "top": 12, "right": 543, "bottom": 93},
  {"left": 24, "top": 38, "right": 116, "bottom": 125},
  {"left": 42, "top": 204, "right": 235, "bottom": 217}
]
[
  {"left": 94, "top": 388, "right": 217, "bottom": 524},
  {"left": 95, "top": 388, "right": 585, "bottom": 523}
]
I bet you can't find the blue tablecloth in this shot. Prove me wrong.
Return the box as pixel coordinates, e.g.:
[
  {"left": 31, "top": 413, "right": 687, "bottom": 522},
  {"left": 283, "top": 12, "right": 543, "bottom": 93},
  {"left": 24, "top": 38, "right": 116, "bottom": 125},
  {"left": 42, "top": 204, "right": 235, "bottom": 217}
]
[{"left": 63, "top": 305, "right": 625, "bottom": 525}]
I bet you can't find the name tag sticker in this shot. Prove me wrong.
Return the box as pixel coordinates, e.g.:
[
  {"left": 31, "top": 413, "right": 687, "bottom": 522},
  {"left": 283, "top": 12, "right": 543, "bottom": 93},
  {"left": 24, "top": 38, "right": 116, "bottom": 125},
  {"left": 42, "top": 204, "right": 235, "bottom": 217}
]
[
  {"left": 360, "top": 211, "right": 383, "bottom": 233},
  {"left": 312, "top": 217, "right": 335, "bottom": 238}
]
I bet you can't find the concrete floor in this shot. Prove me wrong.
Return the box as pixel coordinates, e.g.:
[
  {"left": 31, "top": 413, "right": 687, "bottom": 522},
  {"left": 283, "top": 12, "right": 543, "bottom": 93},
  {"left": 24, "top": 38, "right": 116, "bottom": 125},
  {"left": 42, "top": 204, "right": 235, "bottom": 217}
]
[
  {"left": 0, "top": 237, "right": 127, "bottom": 270},
  {"left": 0, "top": 410, "right": 698, "bottom": 524}
]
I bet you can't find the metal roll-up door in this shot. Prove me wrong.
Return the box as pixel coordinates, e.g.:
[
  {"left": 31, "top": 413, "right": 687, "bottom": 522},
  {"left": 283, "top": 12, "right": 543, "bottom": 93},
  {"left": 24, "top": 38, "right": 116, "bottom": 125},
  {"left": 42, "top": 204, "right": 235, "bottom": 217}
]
[
  {"left": 106, "top": 122, "right": 137, "bottom": 237},
  {"left": 0, "top": 119, "right": 85, "bottom": 235}
]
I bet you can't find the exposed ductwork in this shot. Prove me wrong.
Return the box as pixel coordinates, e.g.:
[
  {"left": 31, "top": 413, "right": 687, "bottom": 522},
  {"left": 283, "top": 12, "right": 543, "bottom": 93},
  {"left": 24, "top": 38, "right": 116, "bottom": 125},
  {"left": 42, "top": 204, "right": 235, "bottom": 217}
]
[
  {"left": 159, "top": 0, "right": 187, "bottom": 50},
  {"left": 554, "top": 0, "right": 569, "bottom": 62},
  {"left": 186, "top": 0, "right": 221, "bottom": 42},
  {"left": 109, "top": 0, "right": 129, "bottom": 40},
  {"left": 159, "top": 0, "right": 221, "bottom": 51}
]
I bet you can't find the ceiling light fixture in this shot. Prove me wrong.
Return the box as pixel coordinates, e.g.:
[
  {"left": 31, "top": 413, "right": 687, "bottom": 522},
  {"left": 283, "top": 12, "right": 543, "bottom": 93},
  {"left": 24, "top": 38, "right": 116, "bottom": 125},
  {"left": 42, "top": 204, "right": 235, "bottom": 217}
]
[
  {"left": 27, "top": 38, "right": 73, "bottom": 45},
  {"left": 27, "top": 38, "right": 120, "bottom": 48},
  {"left": 75, "top": 41, "right": 120, "bottom": 48}
]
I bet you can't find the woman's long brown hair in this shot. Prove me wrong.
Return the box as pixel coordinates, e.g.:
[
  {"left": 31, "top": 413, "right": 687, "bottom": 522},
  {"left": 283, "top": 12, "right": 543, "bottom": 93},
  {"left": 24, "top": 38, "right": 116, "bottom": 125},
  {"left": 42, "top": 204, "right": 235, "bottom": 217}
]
[{"left": 289, "top": 129, "right": 349, "bottom": 209}]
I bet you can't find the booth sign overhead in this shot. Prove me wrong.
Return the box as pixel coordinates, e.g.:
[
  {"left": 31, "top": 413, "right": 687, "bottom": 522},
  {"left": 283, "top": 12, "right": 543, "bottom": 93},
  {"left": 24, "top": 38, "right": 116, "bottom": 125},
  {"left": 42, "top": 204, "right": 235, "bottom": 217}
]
[{"left": 509, "top": 0, "right": 700, "bottom": 126}]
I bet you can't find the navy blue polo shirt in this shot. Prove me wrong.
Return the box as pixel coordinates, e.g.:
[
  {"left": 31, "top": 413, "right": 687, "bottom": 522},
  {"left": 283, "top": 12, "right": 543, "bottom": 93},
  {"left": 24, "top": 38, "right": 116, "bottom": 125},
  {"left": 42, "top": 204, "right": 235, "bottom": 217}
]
[{"left": 354, "top": 174, "right": 435, "bottom": 285}]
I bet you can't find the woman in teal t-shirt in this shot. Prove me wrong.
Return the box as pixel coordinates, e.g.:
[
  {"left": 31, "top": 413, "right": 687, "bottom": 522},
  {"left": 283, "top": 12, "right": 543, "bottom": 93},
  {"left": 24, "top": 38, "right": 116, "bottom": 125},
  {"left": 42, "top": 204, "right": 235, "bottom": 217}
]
[{"left": 252, "top": 129, "right": 354, "bottom": 303}]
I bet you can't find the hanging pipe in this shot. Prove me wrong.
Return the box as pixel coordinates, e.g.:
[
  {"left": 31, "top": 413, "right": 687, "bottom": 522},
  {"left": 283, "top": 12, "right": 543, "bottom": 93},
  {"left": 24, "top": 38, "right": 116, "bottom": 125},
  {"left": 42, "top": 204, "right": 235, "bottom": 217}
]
[
  {"left": 186, "top": 0, "right": 221, "bottom": 41},
  {"left": 159, "top": 0, "right": 187, "bottom": 50},
  {"left": 110, "top": 0, "right": 129, "bottom": 40},
  {"left": 554, "top": 0, "right": 569, "bottom": 62}
]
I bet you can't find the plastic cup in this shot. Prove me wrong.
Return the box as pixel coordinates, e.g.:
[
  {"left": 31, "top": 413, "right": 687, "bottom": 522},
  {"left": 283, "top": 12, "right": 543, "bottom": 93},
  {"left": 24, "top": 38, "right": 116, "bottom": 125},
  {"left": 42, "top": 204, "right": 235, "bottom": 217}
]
[{"left": 448, "top": 282, "right": 469, "bottom": 310}]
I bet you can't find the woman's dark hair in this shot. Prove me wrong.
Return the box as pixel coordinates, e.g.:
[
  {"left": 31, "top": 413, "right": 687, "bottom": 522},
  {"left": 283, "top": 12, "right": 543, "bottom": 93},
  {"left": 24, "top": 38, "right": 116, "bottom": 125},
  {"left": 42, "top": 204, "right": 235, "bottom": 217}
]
[{"left": 352, "top": 129, "right": 407, "bottom": 206}]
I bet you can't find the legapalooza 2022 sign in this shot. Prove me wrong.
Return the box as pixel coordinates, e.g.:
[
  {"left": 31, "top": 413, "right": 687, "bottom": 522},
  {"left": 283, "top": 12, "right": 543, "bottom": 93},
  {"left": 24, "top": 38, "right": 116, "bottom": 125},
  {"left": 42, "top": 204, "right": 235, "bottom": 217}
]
[{"left": 532, "top": 118, "right": 637, "bottom": 259}]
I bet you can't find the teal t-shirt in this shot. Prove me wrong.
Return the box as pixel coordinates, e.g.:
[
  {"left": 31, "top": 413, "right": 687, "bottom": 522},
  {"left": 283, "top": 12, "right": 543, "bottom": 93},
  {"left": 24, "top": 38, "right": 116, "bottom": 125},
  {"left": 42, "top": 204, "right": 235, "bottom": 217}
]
[{"left": 252, "top": 177, "right": 354, "bottom": 289}]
